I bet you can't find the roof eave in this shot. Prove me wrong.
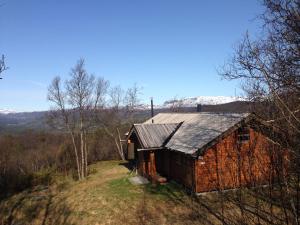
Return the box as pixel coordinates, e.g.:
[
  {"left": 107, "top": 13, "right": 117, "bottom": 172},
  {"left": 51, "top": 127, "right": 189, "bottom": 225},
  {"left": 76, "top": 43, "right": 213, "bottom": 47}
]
[
  {"left": 127, "top": 124, "right": 146, "bottom": 149},
  {"left": 137, "top": 147, "right": 162, "bottom": 151}
]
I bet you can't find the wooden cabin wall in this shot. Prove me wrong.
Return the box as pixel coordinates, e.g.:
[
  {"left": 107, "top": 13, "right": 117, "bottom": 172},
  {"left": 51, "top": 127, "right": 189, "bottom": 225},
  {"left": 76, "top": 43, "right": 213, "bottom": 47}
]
[
  {"left": 137, "top": 151, "right": 146, "bottom": 175},
  {"left": 138, "top": 150, "right": 171, "bottom": 180},
  {"left": 169, "top": 151, "right": 194, "bottom": 190},
  {"left": 155, "top": 151, "right": 165, "bottom": 175},
  {"left": 137, "top": 151, "right": 157, "bottom": 178},
  {"left": 195, "top": 128, "right": 274, "bottom": 193},
  {"left": 137, "top": 151, "right": 150, "bottom": 177},
  {"left": 154, "top": 150, "right": 194, "bottom": 190}
]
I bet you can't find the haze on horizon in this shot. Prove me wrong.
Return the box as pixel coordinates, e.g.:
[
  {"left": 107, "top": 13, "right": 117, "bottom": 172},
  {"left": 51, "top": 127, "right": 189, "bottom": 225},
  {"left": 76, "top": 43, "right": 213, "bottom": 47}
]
[{"left": 0, "top": 0, "right": 263, "bottom": 112}]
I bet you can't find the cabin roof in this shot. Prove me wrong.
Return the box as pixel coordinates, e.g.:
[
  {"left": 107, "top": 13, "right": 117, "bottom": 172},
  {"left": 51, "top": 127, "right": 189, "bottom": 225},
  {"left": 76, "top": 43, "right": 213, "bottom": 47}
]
[
  {"left": 163, "top": 113, "right": 249, "bottom": 155},
  {"left": 133, "top": 112, "right": 250, "bottom": 155},
  {"left": 144, "top": 113, "right": 200, "bottom": 124},
  {"left": 131, "top": 123, "right": 180, "bottom": 149}
]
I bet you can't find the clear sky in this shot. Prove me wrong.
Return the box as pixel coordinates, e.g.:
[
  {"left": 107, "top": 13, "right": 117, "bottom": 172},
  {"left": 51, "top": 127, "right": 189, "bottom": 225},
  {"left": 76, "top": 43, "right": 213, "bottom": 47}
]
[{"left": 0, "top": 0, "right": 262, "bottom": 112}]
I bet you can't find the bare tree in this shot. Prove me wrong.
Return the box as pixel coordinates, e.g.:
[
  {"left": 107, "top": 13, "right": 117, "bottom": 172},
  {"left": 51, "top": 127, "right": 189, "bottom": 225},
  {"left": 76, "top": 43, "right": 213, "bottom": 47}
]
[
  {"left": 168, "top": 96, "right": 184, "bottom": 112},
  {"left": 104, "top": 85, "right": 125, "bottom": 159},
  {"left": 48, "top": 59, "right": 108, "bottom": 179},
  {"left": 109, "top": 85, "right": 124, "bottom": 111},
  {"left": 0, "top": 55, "right": 8, "bottom": 79},
  {"left": 97, "top": 84, "right": 141, "bottom": 160},
  {"left": 220, "top": 0, "right": 300, "bottom": 224},
  {"left": 125, "top": 83, "right": 140, "bottom": 112}
]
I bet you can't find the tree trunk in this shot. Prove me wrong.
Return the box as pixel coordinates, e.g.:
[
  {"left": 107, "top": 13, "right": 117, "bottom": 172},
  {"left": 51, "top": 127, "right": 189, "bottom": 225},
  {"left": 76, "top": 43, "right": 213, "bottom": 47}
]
[
  {"left": 84, "top": 130, "right": 88, "bottom": 177},
  {"left": 80, "top": 118, "right": 85, "bottom": 179},
  {"left": 114, "top": 137, "right": 125, "bottom": 160},
  {"left": 117, "top": 128, "right": 125, "bottom": 160},
  {"left": 68, "top": 128, "right": 81, "bottom": 180},
  {"left": 104, "top": 127, "right": 125, "bottom": 160}
]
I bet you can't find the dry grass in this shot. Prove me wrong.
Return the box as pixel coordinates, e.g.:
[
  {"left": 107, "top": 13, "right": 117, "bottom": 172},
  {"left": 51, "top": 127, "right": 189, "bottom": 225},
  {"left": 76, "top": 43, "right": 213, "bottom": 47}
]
[{"left": 0, "top": 160, "right": 286, "bottom": 225}]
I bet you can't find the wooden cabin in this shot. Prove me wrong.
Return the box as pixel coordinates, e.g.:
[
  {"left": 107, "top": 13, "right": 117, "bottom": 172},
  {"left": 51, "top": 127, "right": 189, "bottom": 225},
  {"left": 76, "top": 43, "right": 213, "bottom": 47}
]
[{"left": 127, "top": 112, "right": 286, "bottom": 193}]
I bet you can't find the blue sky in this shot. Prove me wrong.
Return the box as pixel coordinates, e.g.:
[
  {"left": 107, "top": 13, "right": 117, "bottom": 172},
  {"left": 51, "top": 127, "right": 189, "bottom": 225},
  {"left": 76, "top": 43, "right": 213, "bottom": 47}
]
[{"left": 0, "top": 0, "right": 262, "bottom": 111}]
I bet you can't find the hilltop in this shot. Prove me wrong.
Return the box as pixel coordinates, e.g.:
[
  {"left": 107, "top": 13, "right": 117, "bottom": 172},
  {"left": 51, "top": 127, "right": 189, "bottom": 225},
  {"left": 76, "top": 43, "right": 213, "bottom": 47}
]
[
  {"left": 0, "top": 161, "right": 288, "bottom": 225},
  {"left": 0, "top": 161, "right": 226, "bottom": 225}
]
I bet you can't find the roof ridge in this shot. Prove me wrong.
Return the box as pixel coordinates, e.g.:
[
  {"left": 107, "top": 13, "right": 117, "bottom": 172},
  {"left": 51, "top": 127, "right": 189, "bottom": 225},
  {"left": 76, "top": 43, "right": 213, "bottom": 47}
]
[{"left": 162, "top": 122, "right": 184, "bottom": 147}]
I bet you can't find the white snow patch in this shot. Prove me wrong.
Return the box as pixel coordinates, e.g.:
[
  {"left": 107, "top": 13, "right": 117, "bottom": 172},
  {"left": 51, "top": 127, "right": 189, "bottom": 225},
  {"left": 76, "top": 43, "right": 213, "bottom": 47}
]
[
  {"left": 164, "top": 96, "right": 246, "bottom": 107},
  {"left": 0, "top": 109, "right": 18, "bottom": 114}
]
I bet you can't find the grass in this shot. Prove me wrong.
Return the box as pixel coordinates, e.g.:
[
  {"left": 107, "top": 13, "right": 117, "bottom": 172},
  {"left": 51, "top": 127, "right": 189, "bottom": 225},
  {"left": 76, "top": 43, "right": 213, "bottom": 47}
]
[
  {"left": 0, "top": 160, "right": 288, "bottom": 225},
  {"left": 1, "top": 160, "right": 199, "bottom": 225}
]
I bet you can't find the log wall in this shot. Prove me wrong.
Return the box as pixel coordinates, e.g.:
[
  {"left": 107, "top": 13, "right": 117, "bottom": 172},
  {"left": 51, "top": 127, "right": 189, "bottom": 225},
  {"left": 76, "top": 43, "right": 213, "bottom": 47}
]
[
  {"left": 195, "top": 128, "right": 273, "bottom": 193},
  {"left": 169, "top": 151, "right": 194, "bottom": 190}
]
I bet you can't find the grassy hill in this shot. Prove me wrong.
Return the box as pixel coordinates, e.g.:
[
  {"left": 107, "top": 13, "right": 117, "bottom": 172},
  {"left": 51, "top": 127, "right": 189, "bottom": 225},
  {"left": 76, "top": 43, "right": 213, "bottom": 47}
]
[
  {"left": 0, "top": 161, "right": 231, "bottom": 225},
  {"left": 1, "top": 160, "right": 283, "bottom": 225}
]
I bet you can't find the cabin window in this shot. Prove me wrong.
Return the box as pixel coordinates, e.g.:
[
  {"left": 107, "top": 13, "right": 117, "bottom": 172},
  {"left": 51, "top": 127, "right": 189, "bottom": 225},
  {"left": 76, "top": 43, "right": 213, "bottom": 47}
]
[{"left": 237, "top": 127, "right": 250, "bottom": 143}]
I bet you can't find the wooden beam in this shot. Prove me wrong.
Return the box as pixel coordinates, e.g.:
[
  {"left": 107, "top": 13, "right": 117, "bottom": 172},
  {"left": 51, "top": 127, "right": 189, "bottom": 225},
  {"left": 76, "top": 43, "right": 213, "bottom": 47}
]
[{"left": 149, "top": 151, "right": 156, "bottom": 178}]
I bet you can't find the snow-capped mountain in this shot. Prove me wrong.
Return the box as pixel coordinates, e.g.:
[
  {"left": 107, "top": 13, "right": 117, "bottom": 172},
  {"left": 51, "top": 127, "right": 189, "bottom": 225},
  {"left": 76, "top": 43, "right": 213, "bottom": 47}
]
[
  {"left": 0, "top": 96, "right": 246, "bottom": 114},
  {"left": 0, "top": 96, "right": 249, "bottom": 133},
  {"left": 0, "top": 109, "right": 17, "bottom": 114},
  {"left": 137, "top": 96, "right": 247, "bottom": 110},
  {"left": 163, "top": 96, "right": 246, "bottom": 108}
]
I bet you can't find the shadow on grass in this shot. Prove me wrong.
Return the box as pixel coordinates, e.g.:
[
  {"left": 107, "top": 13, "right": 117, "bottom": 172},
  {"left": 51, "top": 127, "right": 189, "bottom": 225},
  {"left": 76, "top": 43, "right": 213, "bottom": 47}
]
[
  {"left": 0, "top": 186, "right": 73, "bottom": 225},
  {"left": 145, "top": 181, "right": 186, "bottom": 204},
  {"left": 136, "top": 182, "right": 226, "bottom": 225},
  {"left": 118, "top": 161, "right": 132, "bottom": 170},
  {"left": 143, "top": 182, "right": 270, "bottom": 225},
  {"left": 118, "top": 161, "right": 138, "bottom": 175}
]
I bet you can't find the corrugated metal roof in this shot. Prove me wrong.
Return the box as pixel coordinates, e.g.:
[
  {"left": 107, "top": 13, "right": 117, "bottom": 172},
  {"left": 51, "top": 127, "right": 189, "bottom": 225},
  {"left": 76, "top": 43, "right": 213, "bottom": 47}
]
[
  {"left": 133, "top": 123, "right": 179, "bottom": 149},
  {"left": 143, "top": 113, "right": 250, "bottom": 155},
  {"left": 165, "top": 113, "right": 249, "bottom": 155}
]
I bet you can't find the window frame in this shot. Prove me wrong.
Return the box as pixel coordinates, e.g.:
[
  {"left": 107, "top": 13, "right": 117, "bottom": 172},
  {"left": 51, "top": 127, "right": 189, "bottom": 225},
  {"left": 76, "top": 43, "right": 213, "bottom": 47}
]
[{"left": 237, "top": 126, "right": 250, "bottom": 143}]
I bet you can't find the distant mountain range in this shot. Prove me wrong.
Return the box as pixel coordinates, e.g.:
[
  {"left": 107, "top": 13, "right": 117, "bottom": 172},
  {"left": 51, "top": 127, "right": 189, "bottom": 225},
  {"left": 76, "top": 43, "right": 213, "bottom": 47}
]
[
  {"left": 0, "top": 111, "right": 49, "bottom": 133},
  {"left": 162, "top": 96, "right": 246, "bottom": 108},
  {"left": 136, "top": 96, "right": 247, "bottom": 110},
  {"left": 0, "top": 96, "right": 250, "bottom": 134},
  {"left": 0, "top": 96, "right": 246, "bottom": 115}
]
